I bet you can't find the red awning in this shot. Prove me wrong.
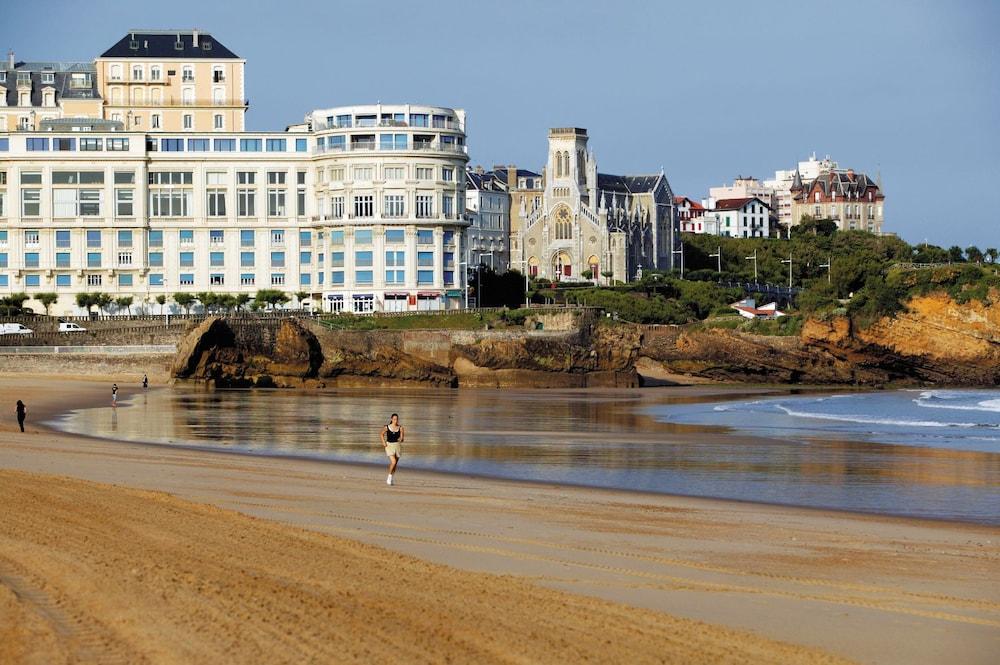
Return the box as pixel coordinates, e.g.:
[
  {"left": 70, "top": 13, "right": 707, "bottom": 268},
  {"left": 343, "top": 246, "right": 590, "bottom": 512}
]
[{"left": 417, "top": 291, "right": 441, "bottom": 297}]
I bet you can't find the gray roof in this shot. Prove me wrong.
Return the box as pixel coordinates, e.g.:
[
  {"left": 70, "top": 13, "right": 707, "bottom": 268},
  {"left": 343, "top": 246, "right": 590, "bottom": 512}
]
[
  {"left": 100, "top": 30, "right": 239, "bottom": 59},
  {"left": 0, "top": 61, "right": 100, "bottom": 107},
  {"left": 597, "top": 173, "right": 661, "bottom": 194},
  {"left": 491, "top": 168, "right": 542, "bottom": 187}
]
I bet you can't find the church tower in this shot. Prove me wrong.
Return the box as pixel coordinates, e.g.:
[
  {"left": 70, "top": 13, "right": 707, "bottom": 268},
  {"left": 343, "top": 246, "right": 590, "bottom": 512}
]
[{"left": 545, "top": 128, "right": 595, "bottom": 206}]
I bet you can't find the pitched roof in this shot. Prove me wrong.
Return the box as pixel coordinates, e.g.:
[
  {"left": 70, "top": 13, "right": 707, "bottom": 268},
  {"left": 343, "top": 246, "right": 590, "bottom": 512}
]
[
  {"left": 597, "top": 173, "right": 661, "bottom": 194},
  {"left": 674, "top": 196, "right": 704, "bottom": 209},
  {"left": 491, "top": 168, "right": 542, "bottom": 187},
  {"left": 100, "top": 30, "right": 239, "bottom": 59},
  {"left": 792, "top": 170, "right": 883, "bottom": 202},
  {"left": 466, "top": 170, "right": 506, "bottom": 191},
  {"left": 714, "top": 197, "right": 770, "bottom": 211}
]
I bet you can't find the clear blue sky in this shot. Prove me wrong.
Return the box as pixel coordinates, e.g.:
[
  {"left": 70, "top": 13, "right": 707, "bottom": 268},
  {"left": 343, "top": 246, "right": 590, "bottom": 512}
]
[{"left": 6, "top": 0, "right": 998, "bottom": 248}]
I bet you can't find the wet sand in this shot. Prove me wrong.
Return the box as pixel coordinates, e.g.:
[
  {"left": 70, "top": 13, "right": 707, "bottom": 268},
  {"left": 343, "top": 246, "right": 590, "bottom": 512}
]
[{"left": 1, "top": 376, "right": 998, "bottom": 664}]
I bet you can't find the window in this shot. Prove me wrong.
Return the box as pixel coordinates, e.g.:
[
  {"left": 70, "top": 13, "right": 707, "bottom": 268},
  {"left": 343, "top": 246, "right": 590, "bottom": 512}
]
[
  {"left": 296, "top": 138, "right": 307, "bottom": 152},
  {"left": 0, "top": 252, "right": 7, "bottom": 267},
  {"left": 119, "top": 274, "right": 134, "bottom": 287},
  {"left": 214, "top": 114, "right": 223, "bottom": 130},
  {"left": 417, "top": 229, "right": 434, "bottom": 245},
  {"left": 240, "top": 230, "right": 255, "bottom": 247},
  {"left": 443, "top": 230, "right": 455, "bottom": 245},
  {"left": 0, "top": 138, "right": 7, "bottom": 151},
  {"left": 151, "top": 66, "right": 161, "bottom": 81},
  {"left": 266, "top": 138, "right": 286, "bottom": 152},
  {"left": 81, "top": 137, "right": 102, "bottom": 151},
  {"left": 271, "top": 251, "right": 285, "bottom": 267},
  {"left": 148, "top": 252, "right": 163, "bottom": 267},
  {"left": 384, "top": 166, "right": 405, "bottom": 180},
  {"left": 443, "top": 195, "right": 453, "bottom": 218},
  {"left": 417, "top": 251, "right": 434, "bottom": 268},
  {"left": 210, "top": 274, "right": 225, "bottom": 286},
  {"left": 212, "top": 66, "right": 225, "bottom": 83},
  {"left": 385, "top": 229, "right": 405, "bottom": 244},
  {"left": 331, "top": 271, "right": 345, "bottom": 286},
  {"left": 210, "top": 252, "right": 225, "bottom": 267},
  {"left": 385, "top": 251, "right": 405, "bottom": 285},
  {"left": 117, "top": 230, "right": 133, "bottom": 248},
  {"left": 179, "top": 252, "right": 194, "bottom": 267},
  {"left": 331, "top": 252, "right": 345, "bottom": 268},
  {"left": 27, "top": 138, "right": 49, "bottom": 151},
  {"left": 152, "top": 114, "right": 161, "bottom": 129},
  {"left": 353, "top": 166, "right": 373, "bottom": 181},
  {"left": 214, "top": 138, "right": 236, "bottom": 152},
  {"left": 354, "top": 229, "right": 373, "bottom": 245},
  {"left": 179, "top": 274, "right": 195, "bottom": 286},
  {"left": 180, "top": 230, "right": 194, "bottom": 245},
  {"left": 183, "top": 114, "right": 193, "bottom": 129},
  {"left": 355, "top": 270, "right": 374, "bottom": 286},
  {"left": 149, "top": 190, "right": 192, "bottom": 217},
  {"left": 417, "top": 270, "right": 434, "bottom": 285},
  {"left": 330, "top": 196, "right": 345, "bottom": 219},
  {"left": 379, "top": 134, "right": 407, "bottom": 150},
  {"left": 331, "top": 230, "right": 344, "bottom": 246},
  {"left": 132, "top": 64, "right": 143, "bottom": 81},
  {"left": 182, "top": 66, "right": 194, "bottom": 81},
  {"left": 87, "top": 252, "right": 102, "bottom": 268},
  {"left": 210, "top": 229, "right": 225, "bottom": 245},
  {"left": 85, "top": 230, "right": 101, "bottom": 248},
  {"left": 24, "top": 252, "right": 40, "bottom": 268},
  {"left": 240, "top": 138, "right": 262, "bottom": 152},
  {"left": 384, "top": 194, "right": 405, "bottom": 218},
  {"left": 148, "top": 230, "right": 163, "bottom": 247},
  {"left": 416, "top": 167, "right": 433, "bottom": 180},
  {"left": 25, "top": 275, "right": 40, "bottom": 288},
  {"left": 54, "top": 137, "right": 76, "bottom": 151},
  {"left": 270, "top": 273, "right": 285, "bottom": 286},
  {"left": 161, "top": 138, "right": 184, "bottom": 151},
  {"left": 267, "top": 188, "right": 286, "bottom": 217},
  {"left": 148, "top": 274, "right": 162, "bottom": 286},
  {"left": 416, "top": 195, "right": 434, "bottom": 218},
  {"left": 442, "top": 167, "right": 454, "bottom": 182},
  {"left": 410, "top": 113, "right": 428, "bottom": 127},
  {"left": 56, "top": 274, "right": 71, "bottom": 287},
  {"left": 24, "top": 230, "right": 40, "bottom": 245},
  {"left": 271, "top": 230, "right": 284, "bottom": 244},
  {"left": 107, "top": 138, "right": 129, "bottom": 151},
  {"left": 353, "top": 195, "right": 374, "bottom": 218},
  {"left": 240, "top": 274, "right": 255, "bottom": 286},
  {"left": 241, "top": 251, "right": 255, "bottom": 267},
  {"left": 207, "top": 188, "right": 227, "bottom": 216},
  {"left": 188, "top": 138, "right": 210, "bottom": 151},
  {"left": 55, "top": 230, "right": 71, "bottom": 248}
]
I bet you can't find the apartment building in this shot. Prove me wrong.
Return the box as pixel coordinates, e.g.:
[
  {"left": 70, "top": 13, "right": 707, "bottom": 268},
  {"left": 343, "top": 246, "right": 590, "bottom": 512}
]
[
  {"left": 701, "top": 197, "right": 771, "bottom": 238},
  {"left": 465, "top": 168, "right": 510, "bottom": 271},
  {"left": 706, "top": 176, "right": 775, "bottom": 211},
  {"left": 764, "top": 154, "right": 838, "bottom": 228},
  {"left": 0, "top": 32, "right": 468, "bottom": 315},
  {"left": 790, "top": 169, "right": 884, "bottom": 233}
]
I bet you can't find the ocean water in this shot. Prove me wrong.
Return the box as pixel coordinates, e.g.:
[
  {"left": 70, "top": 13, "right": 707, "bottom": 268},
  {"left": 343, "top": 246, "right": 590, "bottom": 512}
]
[{"left": 48, "top": 387, "right": 1000, "bottom": 525}]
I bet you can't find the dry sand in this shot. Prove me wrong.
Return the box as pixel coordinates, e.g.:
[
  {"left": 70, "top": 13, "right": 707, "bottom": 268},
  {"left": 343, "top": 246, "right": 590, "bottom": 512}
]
[{"left": 0, "top": 376, "right": 998, "bottom": 664}]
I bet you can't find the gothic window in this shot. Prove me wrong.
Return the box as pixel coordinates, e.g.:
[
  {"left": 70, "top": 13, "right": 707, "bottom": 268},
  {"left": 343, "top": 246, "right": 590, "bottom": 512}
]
[
  {"left": 577, "top": 150, "right": 586, "bottom": 185},
  {"left": 554, "top": 207, "right": 572, "bottom": 240},
  {"left": 562, "top": 152, "right": 570, "bottom": 178}
]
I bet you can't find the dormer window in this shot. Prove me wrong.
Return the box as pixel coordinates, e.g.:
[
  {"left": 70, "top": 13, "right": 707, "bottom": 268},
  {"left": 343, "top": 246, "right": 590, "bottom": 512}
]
[
  {"left": 0, "top": 71, "right": 6, "bottom": 83},
  {"left": 69, "top": 73, "right": 91, "bottom": 89},
  {"left": 17, "top": 72, "right": 30, "bottom": 85},
  {"left": 41, "top": 71, "right": 54, "bottom": 84},
  {"left": 174, "top": 39, "right": 184, "bottom": 51},
  {"left": 129, "top": 39, "right": 139, "bottom": 50},
  {"left": 202, "top": 41, "right": 213, "bottom": 51}
]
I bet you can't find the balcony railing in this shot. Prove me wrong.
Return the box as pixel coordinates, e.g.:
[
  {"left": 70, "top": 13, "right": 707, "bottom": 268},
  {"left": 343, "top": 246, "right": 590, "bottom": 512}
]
[
  {"left": 313, "top": 141, "right": 467, "bottom": 156},
  {"left": 312, "top": 118, "right": 464, "bottom": 132}
]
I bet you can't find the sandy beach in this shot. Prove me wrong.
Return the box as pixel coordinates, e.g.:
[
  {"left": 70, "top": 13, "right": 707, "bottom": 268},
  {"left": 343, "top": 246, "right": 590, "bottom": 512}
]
[{"left": 1, "top": 376, "right": 998, "bottom": 664}]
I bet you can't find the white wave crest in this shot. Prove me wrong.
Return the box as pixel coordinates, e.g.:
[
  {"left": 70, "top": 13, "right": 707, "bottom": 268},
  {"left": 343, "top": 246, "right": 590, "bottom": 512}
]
[
  {"left": 913, "top": 396, "right": 1000, "bottom": 413},
  {"left": 775, "top": 405, "right": 986, "bottom": 429}
]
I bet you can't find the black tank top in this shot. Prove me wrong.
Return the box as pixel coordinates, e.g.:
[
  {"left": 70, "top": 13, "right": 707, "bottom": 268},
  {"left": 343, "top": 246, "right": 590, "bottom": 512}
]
[{"left": 386, "top": 426, "right": 401, "bottom": 443}]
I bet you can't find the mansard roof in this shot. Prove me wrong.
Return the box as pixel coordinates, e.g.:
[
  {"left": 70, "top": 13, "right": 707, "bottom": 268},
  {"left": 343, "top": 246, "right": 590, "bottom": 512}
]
[
  {"left": 466, "top": 170, "right": 506, "bottom": 191},
  {"left": 793, "top": 170, "right": 883, "bottom": 202},
  {"left": 100, "top": 30, "right": 240, "bottom": 59},
  {"left": 490, "top": 168, "right": 542, "bottom": 187},
  {"left": 0, "top": 61, "right": 100, "bottom": 107}
]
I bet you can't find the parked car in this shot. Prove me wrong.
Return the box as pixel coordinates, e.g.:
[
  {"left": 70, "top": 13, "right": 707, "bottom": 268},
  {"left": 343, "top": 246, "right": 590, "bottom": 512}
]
[
  {"left": 59, "top": 322, "right": 88, "bottom": 333},
  {"left": 0, "top": 323, "right": 33, "bottom": 335}
]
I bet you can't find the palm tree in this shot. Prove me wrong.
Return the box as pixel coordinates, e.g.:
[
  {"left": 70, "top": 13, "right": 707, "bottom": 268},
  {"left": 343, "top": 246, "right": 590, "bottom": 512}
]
[{"left": 36, "top": 292, "right": 59, "bottom": 315}]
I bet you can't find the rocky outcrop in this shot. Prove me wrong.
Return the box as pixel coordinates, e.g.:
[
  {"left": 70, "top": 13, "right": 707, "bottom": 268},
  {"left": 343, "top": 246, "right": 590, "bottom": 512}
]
[{"left": 639, "top": 292, "right": 1000, "bottom": 386}]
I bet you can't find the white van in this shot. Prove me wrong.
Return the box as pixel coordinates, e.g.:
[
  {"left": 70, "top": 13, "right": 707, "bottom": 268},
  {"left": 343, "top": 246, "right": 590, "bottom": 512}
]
[
  {"left": 59, "top": 322, "right": 88, "bottom": 333},
  {"left": 0, "top": 323, "right": 33, "bottom": 335}
]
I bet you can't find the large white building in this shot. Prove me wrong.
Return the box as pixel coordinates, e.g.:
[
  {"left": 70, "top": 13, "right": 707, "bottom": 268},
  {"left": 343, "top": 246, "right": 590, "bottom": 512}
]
[
  {"left": 0, "top": 30, "right": 470, "bottom": 315},
  {"left": 464, "top": 167, "right": 510, "bottom": 272},
  {"left": 764, "top": 154, "right": 838, "bottom": 229}
]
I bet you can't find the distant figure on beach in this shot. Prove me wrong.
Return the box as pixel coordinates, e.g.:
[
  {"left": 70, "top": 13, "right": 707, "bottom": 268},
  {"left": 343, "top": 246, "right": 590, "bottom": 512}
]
[
  {"left": 16, "top": 400, "right": 26, "bottom": 433},
  {"left": 142, "top": 374, "right": 148, "bottom": 390},
  {"left": 380, "top": 413, "right": 405, "bottom": 486},
  {"left": 112, "top": 383, "right": 118, "bottom": 407}
]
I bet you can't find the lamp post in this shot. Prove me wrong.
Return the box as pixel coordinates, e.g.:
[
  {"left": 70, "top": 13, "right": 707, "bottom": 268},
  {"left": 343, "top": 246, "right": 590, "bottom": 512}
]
[
  {"left": 671, "top": 241, "right": 685, "bottom": 279},
  {"left": 709, "top": 246, "right": 722, "bottom": 274},
  {"left": 745, "top": 249, "right": 758, "bottom": 281},
  {"left": 780, "top": 253, "right": 793, "bottom": 288},
  {"left": 819, "top": 256, "right": 832, "bottom": 284}
]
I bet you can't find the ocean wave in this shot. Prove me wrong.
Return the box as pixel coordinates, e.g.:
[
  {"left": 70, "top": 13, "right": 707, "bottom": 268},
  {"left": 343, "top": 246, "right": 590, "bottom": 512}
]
[
  {"left": 774, "top": 405, "right": 991, "bottom": 429},
  {"left": 913, "top": 396, "right": 1000, "bottom": 413}
]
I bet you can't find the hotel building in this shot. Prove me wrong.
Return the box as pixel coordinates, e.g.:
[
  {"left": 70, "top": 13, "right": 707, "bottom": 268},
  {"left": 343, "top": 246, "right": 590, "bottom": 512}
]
[{"left": 0, "top": 31, "right": 468, "bottom": 315}]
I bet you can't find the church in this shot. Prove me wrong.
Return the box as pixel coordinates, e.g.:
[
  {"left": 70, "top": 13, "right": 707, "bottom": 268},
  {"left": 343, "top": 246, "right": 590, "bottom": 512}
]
[{"left": 516, "top": 128, "right": 678, "bottom": 283}]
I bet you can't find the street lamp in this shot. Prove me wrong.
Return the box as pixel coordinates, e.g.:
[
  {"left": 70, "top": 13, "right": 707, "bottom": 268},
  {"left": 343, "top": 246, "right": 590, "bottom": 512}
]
[
  {"left": 709, "top": 246, "right": 721, "bottom": 274},
  {"left": 819, "top": 256, "right": 832, "bottom": 284},
  {"left": 780, "top": 253, "right": 793, "bottom": 288},
  {"left": 745, "top": 249, "right": 758, "bottom": 281}
]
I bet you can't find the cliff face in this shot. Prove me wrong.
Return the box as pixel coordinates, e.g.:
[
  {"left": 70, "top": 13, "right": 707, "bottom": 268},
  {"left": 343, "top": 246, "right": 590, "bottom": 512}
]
[
  {"left": 172, "top": 315, "right": 640, "bottom": 389},
  {"left": 639, "top": 292, "right": 1000, "bottom": 386}
]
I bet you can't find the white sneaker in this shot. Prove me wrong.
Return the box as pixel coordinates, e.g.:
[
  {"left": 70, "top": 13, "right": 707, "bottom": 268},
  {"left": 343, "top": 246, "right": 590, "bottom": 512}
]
[{"left": 387, "top": 474, "right": 393, "bottom": 486}]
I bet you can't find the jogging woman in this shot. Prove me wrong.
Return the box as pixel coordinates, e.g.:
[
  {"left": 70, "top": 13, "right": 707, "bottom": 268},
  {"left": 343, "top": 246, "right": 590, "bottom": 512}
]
[{"left": 380, "top": 413, "right": 405, "bottom": 486}]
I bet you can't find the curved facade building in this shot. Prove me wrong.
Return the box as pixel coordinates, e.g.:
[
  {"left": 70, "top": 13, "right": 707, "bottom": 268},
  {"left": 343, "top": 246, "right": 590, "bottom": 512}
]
[{"left": 306, "top": 104, "right": 469, "bottom": 312}]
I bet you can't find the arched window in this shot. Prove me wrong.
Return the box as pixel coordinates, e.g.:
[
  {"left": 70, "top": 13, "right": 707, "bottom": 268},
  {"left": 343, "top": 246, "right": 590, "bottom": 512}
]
[
  {"left": 110, "top": 87, "right": 122, "bottom": 104},
  {"left": 213, "top": 87, "right": 224, "bottom": 105},
  {"left": 577, "top": 150, "right": 586, "bottom": 185},
  {"left": 562, "top": 152, "right": 570, "bottom": 178},
  {"left": 150, "top": 88, "right": 162, "bottom": 104},
  {"left": 109, "top": 64, "right": 122, "bottom": 81},
  {"left": 131, "top": 65, "right": 143, "bottom": 81},
  {"left": 150, "top": 66, "right": 161, "bottom": 81},
  {"left": 554, "top": 151, "right": 563, "bottom": 177},
  {"left": 182, "top": 87, "right": 194, "bottom": 105},
  {"left": 131, "top": 88, "right": 144, "bottom": 104}
]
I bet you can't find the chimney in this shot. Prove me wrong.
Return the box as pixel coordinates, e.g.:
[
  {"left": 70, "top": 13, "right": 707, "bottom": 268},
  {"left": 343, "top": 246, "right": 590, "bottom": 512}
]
[
  {"left": 507, "top": 164, "right": 517, "bottom": 191},
  {"left": 192, "top": 30, "right": 199, "bottom": 47},
  {"left": 7, "top": 49, "right": 13, "bottom": 70}
]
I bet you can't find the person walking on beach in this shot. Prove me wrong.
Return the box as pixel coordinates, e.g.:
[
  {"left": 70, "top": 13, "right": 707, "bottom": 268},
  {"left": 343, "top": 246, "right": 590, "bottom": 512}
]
[
  {"left": 112, "top": 383, "right": 118, "bottom": 407},
  {"left": 380, "top": 413, "right": 405, "bottom": 486},
  {"left": 15, "top": 400, "right": 26, "bottom": 433},
  {"left": 142, "top": 374, "right": 148, "bottom": 390}
]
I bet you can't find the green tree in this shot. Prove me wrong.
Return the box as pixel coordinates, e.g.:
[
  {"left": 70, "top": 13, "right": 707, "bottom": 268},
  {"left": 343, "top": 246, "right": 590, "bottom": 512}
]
[
  {"left": 947, "top": 246, "right": 965, "bottom": 263},
  {"left": 114, "top": 296, "right": 134, "bottom": 315},
  {"left": 173, "top": 292, "right": 196, "bottom": 314},
  {"left": 986, "top": 248, "right": 999, "bottom": 265},
  {"left": 965, "top": 246, "right": 984, "bottom": 264},
  {"left": 75, "top": 293, "right": 97, "bottom": 314},
  {"left": 36, "top": 292, "right": 59, "bottom": 315},
  {"left": 155, "top": 294, "right": 168, "bottom": 314},
  {"left": 254, "top": 289, "right": 290, "bottom": 309},
  {"left": 235, "top": 293, "right": 251, "bottom": 311},
  {"left": 216, "top": 294, "right": 237, "bottom": 312},
  {"left": 95, "top": 293, "right": 113, "bottom": 315},
  {"left": 295, "top": 291, "right": 310, "bottom": 308}
]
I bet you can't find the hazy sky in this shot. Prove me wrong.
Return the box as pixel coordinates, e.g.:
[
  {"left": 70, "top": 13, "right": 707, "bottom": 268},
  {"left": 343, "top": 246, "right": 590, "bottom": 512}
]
[{"left": 6, "top": 0, "right": 998, "bottom": 247}]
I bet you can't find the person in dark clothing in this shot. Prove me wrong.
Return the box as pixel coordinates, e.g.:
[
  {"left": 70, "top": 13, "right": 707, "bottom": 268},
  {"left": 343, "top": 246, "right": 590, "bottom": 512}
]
[
  {"left": 16, "top": 400, "right": 26, "bottom": 433},
  {"left": 380, "top": 413, "right": 405, "bottom": 486},
  {"left": 142, "top": 374, "right": 148, "bottom": 389}
]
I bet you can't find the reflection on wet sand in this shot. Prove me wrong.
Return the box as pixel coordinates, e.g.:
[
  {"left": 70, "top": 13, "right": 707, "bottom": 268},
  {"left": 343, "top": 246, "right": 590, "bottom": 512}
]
[{"left": 53, "top": 386, "right": 1000, "bottom": 524}]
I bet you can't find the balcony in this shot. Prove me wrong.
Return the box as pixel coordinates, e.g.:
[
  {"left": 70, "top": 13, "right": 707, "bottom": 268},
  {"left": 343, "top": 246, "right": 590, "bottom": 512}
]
[
  {"left": 313, "top": 140, "right": 467, "bottom": 156},
  {"left": 312, "top": 118, "right": 465, "bottom": 132}
]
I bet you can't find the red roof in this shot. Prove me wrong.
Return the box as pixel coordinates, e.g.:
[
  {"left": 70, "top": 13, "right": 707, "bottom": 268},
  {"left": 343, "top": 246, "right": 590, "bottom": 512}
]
[
  {"left": 674, "top": 196, "right": 704, "bottom": 210},
  {"left": 714, "top": 197, "right": 769, "bottom": 211}
]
